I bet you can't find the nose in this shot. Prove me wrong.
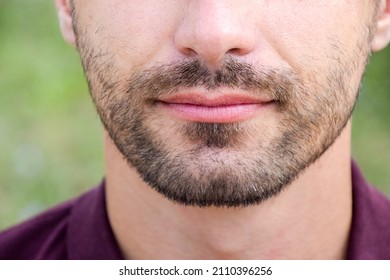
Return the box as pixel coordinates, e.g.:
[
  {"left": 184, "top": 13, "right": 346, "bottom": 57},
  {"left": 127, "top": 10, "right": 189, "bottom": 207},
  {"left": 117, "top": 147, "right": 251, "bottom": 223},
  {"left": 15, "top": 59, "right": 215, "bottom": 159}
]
[{"left": 175, "top": 1, "right": 256, "bottom": 69}]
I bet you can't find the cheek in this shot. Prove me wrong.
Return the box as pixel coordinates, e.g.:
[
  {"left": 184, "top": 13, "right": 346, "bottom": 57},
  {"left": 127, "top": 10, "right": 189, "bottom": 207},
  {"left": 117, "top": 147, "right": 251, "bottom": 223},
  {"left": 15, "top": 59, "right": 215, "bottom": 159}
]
[
  {"left": 261, "top": 2, "right": 370, "bottom": 74},
  {"left": 77, "top": 1, "right": 185, "bottom": 70}
]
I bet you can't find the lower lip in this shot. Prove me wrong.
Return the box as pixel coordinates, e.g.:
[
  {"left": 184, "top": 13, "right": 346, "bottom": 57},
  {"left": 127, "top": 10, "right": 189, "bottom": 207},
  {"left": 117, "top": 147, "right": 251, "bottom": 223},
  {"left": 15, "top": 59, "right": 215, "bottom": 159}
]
[{"left": 157, "top": 102, "right": 273, "bottom": 123}]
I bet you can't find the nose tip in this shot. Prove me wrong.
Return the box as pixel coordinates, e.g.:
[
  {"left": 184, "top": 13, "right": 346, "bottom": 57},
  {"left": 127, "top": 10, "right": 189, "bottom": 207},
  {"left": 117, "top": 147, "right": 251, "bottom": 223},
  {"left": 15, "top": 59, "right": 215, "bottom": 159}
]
[{"left": 175, "top": 2, "right": 256, "bottom": 69}]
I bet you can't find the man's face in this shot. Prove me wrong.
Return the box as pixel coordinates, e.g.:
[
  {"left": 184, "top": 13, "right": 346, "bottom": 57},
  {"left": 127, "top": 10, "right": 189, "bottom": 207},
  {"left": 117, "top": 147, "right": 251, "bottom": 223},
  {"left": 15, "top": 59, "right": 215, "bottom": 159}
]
[{"left": 70, "top": 0, "right": 379, "bottom": 207}]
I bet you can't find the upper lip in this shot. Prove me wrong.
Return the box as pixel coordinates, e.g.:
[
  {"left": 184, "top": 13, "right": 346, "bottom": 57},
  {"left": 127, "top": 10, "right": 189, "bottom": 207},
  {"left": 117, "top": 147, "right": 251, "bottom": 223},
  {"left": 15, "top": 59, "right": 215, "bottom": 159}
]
[{"left": 158, "top": 93, "right": 274, "bottom": 107}]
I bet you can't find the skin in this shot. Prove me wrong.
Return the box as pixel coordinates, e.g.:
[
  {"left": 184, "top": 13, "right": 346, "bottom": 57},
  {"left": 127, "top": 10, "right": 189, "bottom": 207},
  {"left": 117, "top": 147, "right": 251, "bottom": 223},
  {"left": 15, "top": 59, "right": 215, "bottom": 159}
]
[{"left": 56, "top": 0, "right": 390, "bottom": 259}]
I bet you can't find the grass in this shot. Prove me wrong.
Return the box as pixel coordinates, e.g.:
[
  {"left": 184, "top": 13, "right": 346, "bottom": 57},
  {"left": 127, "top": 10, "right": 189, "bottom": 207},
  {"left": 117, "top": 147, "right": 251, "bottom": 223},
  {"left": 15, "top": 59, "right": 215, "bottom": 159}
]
[
  {"left": 0, "top": 0, "right": 389, "bottom": 230},
  {"left": 0, "top": 0, "right": 103, "bottom": 229}
]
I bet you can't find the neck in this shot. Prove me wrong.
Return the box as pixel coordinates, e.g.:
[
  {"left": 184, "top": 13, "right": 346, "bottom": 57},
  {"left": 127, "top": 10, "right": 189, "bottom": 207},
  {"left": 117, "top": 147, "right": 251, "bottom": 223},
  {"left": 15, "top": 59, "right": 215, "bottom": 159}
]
[{"left": 104, "top": 123, "right": 352, "bottom": 259}]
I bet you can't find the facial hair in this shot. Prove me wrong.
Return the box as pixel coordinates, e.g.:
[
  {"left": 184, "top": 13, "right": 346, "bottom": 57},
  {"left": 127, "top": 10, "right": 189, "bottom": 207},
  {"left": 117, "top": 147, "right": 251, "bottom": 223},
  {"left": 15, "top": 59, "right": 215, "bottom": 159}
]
[{"left": 72, "top": 16, "right": 374, "bottom": 208}]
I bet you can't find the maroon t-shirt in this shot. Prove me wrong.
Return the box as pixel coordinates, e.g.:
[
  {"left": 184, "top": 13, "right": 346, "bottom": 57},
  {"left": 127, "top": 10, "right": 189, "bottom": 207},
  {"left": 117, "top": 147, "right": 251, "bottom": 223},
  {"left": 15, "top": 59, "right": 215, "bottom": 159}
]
[{"left": 0, "top": 161, "right": 390, "bottom": 259}]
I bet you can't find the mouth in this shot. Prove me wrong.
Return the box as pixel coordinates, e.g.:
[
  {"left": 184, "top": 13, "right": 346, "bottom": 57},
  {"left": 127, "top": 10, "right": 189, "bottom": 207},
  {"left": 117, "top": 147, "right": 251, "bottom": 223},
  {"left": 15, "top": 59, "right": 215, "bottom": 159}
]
[{"left": 156, "top": 93, "right": 275, "bottom": 123}]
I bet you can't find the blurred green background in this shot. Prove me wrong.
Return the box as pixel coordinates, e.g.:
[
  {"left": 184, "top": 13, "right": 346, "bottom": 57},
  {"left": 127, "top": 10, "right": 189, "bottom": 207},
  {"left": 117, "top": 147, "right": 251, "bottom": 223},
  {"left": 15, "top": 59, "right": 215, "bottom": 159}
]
[{"left": 0, "top": 1, "right": 389, "bottom": 230}]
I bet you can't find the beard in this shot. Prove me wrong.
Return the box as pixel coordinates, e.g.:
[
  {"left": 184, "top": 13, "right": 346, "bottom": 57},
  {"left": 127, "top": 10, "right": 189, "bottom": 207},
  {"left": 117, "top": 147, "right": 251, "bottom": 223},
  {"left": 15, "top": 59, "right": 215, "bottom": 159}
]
[{"left": 73, "top": 23, "right": 373, "bottom": 207}]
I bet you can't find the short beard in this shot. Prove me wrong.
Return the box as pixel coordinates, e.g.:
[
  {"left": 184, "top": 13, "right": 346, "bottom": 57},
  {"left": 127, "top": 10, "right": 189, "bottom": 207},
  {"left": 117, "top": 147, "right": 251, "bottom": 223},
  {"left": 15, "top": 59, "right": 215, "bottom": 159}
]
[
  {"left": 72, "top": 12, "right": 374, "bottom": 208},
  {"left": 81, "top": 57, "right": 358, "bottom": 207}
]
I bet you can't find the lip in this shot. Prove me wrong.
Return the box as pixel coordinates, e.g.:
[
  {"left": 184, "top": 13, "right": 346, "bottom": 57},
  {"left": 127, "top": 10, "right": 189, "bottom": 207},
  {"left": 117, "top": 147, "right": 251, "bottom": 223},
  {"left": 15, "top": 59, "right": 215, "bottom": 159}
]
[{"left": 156, "top": 94, "right": 274, "bottom": 123}]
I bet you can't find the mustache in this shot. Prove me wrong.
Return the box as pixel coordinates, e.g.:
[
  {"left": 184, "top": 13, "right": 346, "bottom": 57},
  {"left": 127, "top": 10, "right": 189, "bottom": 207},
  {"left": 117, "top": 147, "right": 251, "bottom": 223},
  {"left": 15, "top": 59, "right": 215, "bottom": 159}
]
[{"left": 124, "top": 58, "right": 300, "bottom": 103}]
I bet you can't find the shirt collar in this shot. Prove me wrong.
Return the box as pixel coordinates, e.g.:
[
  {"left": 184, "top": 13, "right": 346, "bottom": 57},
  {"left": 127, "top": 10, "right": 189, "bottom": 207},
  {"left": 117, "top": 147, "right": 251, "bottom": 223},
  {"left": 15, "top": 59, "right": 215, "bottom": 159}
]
[
  {"left": 67, "top": 181, "right": 123, "bottom": 260},
  {"left": 346, "top": 161, "right": 390, "bottom": 259}
]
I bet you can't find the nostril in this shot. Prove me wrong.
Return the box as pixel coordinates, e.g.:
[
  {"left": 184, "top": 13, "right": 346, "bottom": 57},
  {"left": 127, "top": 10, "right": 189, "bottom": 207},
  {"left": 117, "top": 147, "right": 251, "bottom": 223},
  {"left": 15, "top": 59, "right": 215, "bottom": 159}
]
[
  {"left": 181, "top": 47, "right": 197, "bottom": 57},
  {"left": 229, "top": 48, "right": 242, "bottom": 54}
]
